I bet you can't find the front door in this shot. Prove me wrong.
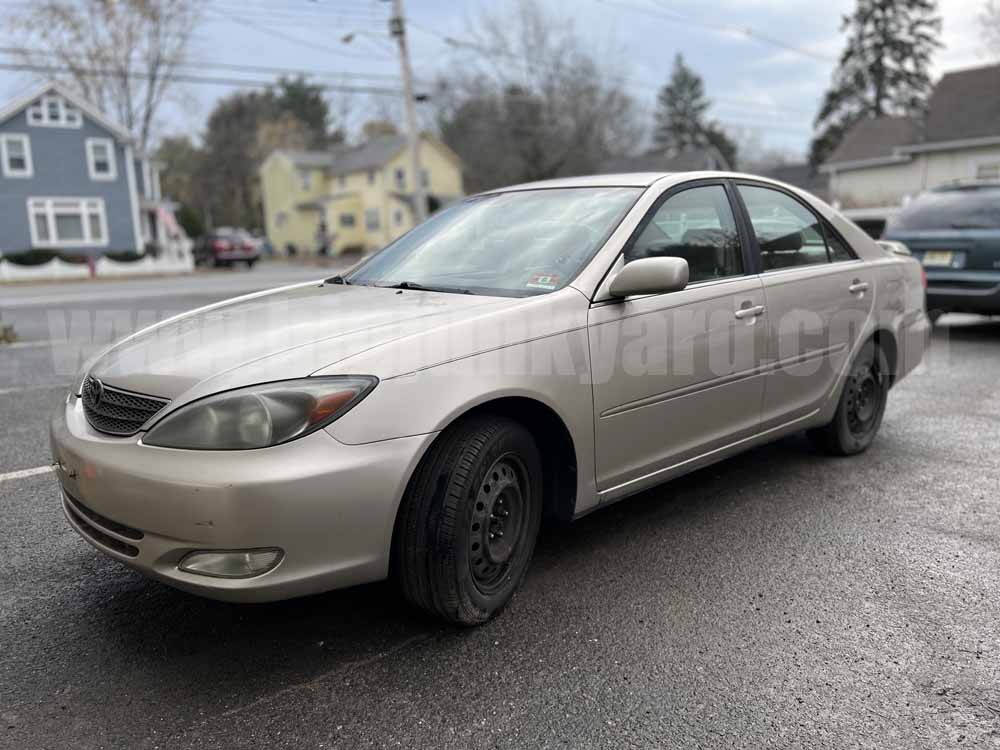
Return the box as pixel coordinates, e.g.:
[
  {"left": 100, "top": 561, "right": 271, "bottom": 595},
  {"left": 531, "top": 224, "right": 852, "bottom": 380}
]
[
  {"left": 734, "top": 183, "right": 875, "bottom": 430},
  {"left": 589, "top": 183, "right": 768, "bottom": 500}
]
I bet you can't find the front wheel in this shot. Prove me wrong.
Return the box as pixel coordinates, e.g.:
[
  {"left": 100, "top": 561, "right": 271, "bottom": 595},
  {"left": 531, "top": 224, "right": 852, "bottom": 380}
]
[
  {"left": 808, "top": 339, "right": 890, "bottom": 455},
  {"left": 393, "top": 415, "right": 543, "bottom": 625}
]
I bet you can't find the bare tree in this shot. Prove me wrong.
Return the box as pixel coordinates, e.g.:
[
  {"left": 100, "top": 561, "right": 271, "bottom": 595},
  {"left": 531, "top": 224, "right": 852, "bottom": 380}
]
[
  {"left": 983, "top": 1, "right": 1000, "bottom": 58},
  {"left": 7, "top": 0, "right": 199, "bottom": 150},
  {"left": 433, "top": 0, "right": 643, "bottom": 192}
]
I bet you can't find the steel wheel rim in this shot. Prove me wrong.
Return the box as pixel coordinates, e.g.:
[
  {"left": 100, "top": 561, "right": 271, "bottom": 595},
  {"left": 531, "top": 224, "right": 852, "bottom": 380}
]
[
  {"left": 468, "top": 454, "right": 528, "bottom": 595},
  {"left": 846, "top": 357, "right": 884, "bottom": 437}
]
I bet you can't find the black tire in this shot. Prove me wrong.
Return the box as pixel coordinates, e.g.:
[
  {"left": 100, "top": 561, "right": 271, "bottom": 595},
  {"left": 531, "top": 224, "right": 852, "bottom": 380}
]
[
  {"left": 393, "top": 415, "right": 543, "bottom": 626},
  {"left": 808, "top": 339, "right": 890, "bottom": 455},
  {"left": 246, "top": 258, "right": 258, "bottom": 269}
]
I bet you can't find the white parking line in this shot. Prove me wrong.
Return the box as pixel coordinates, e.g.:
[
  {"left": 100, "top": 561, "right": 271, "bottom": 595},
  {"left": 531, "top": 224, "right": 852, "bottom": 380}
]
[
  {"left": 0, "top": 465, "right": 53, "bottom": 483},
  {"left": 0, "top": 383, "right": 69, "bottom": 396},
  {"left": 0, "top": 340, "right": 63, "bottom": 349}
]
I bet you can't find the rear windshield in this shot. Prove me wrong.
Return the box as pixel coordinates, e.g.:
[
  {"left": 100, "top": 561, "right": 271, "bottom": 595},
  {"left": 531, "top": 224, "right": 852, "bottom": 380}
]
[{"left": 888, "top": 189, "right": 1000, "bottom": 231}]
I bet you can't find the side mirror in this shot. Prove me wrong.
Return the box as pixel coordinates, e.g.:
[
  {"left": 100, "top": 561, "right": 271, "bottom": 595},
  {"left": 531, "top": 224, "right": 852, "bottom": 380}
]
[{"left": 608, "top": 257, "right": 689, "bottom": 298}]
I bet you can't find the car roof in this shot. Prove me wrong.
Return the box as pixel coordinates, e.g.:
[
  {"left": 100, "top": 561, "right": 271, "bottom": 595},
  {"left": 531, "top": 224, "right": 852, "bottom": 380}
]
[{"left": 482, "top": 171, "right": 797, "bottom": 195}]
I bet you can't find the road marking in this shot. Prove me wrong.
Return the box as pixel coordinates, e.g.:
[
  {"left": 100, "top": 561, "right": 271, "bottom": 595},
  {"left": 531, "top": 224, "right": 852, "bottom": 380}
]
[
  {"left": 0, "top": 383, "right": 69, "bottom": 396},
  {"left": 0, "top": 340, "right": 64, "bottom": 349},
  {"left": 0, "top": 465, "right": 54, "bottom": 483}
]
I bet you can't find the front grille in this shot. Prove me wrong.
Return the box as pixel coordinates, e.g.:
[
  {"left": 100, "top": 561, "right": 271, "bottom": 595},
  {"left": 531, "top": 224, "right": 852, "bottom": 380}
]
[
  {"left": 82, "top": 375, "right": 169, "bottom": 436},
  {"left": 63, "top": 493, "right": 141, "bottom": 558}
]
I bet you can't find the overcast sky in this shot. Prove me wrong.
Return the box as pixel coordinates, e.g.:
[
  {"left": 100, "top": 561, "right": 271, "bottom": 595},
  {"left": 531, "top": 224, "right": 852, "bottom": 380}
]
[{"left": 0, "top": 0, "right": 993, "bottom": 159}]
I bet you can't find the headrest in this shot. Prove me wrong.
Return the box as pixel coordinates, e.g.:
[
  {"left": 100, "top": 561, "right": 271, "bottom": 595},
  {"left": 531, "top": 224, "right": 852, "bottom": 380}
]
[{"left": 759, "top": 230, "right": 803, "bottom": 253}]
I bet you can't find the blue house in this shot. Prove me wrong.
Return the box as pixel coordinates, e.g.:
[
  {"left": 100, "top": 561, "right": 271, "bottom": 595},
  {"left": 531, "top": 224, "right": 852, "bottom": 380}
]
[{"left": 0, "top": 81, "right": 169, "bottom": 256}]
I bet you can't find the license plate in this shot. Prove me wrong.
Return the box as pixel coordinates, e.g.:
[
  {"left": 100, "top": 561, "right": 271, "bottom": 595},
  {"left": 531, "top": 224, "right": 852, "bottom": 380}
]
[{"left": 922, "top": 250, "right": 954, "bottom": 267}]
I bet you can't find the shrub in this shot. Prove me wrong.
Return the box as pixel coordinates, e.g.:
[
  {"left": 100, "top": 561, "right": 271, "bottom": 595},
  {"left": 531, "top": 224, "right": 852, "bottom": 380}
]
[{"left": 2, "top": 249, "right": 88, "bottom": 266}]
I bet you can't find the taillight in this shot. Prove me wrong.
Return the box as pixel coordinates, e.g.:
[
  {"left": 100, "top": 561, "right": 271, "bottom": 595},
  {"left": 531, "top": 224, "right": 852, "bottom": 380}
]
[
  {"left": 211, "top": 239, "right": 228, "bottom": 251},
  {"left": 920, "top": 266, "right": 927, "bottom": 289}
]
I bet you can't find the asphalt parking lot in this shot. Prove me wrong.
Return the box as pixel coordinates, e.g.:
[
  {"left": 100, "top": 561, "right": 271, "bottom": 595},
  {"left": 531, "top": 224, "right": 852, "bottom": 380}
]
[{"left": 1, "top": 266, "right": 998, "bottom": 749}]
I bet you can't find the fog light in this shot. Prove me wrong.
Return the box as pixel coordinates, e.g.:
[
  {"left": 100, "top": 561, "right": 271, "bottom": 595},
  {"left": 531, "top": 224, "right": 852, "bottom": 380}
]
[{"left": 178, "top": 548, "right": 283, "bottom": 579}]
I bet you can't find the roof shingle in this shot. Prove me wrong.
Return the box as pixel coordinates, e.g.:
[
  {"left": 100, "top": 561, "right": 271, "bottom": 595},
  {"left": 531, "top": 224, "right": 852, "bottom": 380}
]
[
  {"left": 826, "top": 116, "right": 918, "bottom": 165},
  {"left": 923, "top": 63, "right": 1000, "bottom": 143},
  {"left": 277, "top": 135, "right": 408, "bottom": 174}
]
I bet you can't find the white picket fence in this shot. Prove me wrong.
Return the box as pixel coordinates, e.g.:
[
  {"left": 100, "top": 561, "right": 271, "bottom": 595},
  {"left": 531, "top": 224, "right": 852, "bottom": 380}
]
[{"left": 0, "top": 245, "right": 194, "bottom": 283}]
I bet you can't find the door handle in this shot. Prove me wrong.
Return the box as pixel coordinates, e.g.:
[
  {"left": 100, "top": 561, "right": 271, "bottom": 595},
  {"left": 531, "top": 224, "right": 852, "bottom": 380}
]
[
  {"left": 734, "top": 304, "right": 765, "bottom": 320},
  {"left": 848, "top": 280, "right": 870, "bottom": 295}
]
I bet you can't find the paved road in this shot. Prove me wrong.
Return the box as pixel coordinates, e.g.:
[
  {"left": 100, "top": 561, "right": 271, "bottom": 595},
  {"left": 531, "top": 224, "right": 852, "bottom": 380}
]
[{"left": 1, "top": 271, "right": 998, "bottom": 749}]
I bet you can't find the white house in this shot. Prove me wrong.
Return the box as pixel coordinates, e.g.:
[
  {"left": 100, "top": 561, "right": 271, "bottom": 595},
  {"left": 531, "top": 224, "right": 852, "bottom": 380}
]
[{"left": 821, "top": 63, "right": 1000, "bottom": 209}]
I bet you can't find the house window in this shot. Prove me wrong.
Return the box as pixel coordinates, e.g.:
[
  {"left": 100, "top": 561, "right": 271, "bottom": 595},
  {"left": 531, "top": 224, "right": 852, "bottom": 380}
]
[
  {"left": 28, "top": 198, "right": 108, "bottom": 247},
  {"left": 300, "top": 169, "right": 312, "bottom": 191},
  {"left": 339, "top": 213, "right": 356, "bottom": 228},
  {"left": 394, "top": 167, "right": 406, "bottom": 190},
  {"left": 393, "top": 209, "right": 404, "bottom": 227},
  {"left": 86, "top": 138, "right": 117, "bottom": 180},
  {"left": 976, "top": 163, "right": 1000, "bottom": 180},
  {"left": 27, "top": 95, "right": 82, "bottom": 128},
  {"left": 420, "top": 168, "right": 430, "bottom": 188},
  {"left": 338, "top": 175, "right": 346, "bottom": 189},
  {"left": 367, "top": 169, "right": 376, "bottom": 185},
  {"left": 1, "top": 134, "right": 33, "bottom": 177},
  {"left": 275, "top": 211, "right": 288, "bottom": 228},
  {"left": 365, "top": 208, "right": 380, "bottom": 231}
]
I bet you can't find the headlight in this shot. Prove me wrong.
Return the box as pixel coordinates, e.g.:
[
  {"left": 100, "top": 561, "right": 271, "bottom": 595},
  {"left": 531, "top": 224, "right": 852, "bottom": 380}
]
[{"left": 143, "top": 376, "right": 377, "bottom": 450}]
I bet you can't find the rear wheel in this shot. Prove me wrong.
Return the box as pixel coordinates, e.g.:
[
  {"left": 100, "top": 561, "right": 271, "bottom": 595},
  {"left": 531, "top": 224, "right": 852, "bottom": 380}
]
[
  {"left": 808, "top": 339, "right": 889, "bottom": 455},
  {"left": 393, "top": 415, "right": 543, "bottom": 626}
]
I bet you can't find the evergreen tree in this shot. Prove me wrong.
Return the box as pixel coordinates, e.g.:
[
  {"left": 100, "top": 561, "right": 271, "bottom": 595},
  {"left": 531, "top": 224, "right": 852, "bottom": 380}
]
[
  {"left": 654, "top": 54, "right": 710, "bottom": 151},
  {"left": 810, "top": 0, "right": 941, "bottom": 166}
]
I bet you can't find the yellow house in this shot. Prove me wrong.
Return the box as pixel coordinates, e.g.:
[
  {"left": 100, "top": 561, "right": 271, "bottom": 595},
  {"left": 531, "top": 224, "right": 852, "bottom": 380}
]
[{"left": 259, "top": 133, "right": 463, "bottom": 256}]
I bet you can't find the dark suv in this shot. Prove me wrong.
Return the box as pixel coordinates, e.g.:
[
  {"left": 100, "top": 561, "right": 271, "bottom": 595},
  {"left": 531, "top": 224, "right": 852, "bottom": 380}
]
[{"left": 884, "top": 182, "right": 1000, "bottom": 321}]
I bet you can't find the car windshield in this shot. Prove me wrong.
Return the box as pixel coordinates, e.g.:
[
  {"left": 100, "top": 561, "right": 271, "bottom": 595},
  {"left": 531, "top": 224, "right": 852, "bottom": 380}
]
[
  {"left": 347, "top": 187, "right": 642, "bottom": 296},
  {"left": 888, "top": 188, "right": 1000, "bottom": 231}
]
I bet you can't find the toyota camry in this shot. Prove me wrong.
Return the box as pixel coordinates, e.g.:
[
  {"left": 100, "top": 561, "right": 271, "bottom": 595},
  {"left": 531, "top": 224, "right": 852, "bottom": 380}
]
[{"left": 51, "top": 172, "right": 930, "bottom": 625}]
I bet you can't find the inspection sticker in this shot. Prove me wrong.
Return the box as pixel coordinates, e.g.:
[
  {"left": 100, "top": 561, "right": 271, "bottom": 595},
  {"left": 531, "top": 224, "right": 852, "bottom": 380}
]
[{"left": 525, "top": 272, "right": 560, "bottom": 290}]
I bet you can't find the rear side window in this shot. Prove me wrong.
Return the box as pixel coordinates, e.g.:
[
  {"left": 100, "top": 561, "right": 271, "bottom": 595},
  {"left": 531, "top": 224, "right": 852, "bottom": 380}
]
[
  {"left": 738, "top": 185, "right": 833, "bottom": 271},
  {"left": 624, "top": 185, "right": 742, "bottom": 284},
  {"left": 825, "top": 224, "right": 856, "bottom": 262},
  {"left": 888, "top": 189, "right": 1000, "bottom": 231}
]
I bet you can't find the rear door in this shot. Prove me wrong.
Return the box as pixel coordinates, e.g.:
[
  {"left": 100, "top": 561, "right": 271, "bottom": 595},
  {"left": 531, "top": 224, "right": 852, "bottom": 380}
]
[
  {"left": 734, "top": 182, "right": 875, "bottom": 431},
  {"left": 588, "top": 181, "right": 768, "bottom": 498}
]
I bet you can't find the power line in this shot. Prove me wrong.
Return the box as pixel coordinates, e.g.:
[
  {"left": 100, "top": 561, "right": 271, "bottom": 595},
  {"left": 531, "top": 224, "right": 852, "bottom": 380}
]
[
  {"left": 0, "top": 61, "right": 406, "bottom": 96},
  {"left": 410, "top": 22, "right": 814, "bottom": 118},
  {"left": 0, "top": 46, "right": 405, "bottom": 83},
  {"left": 597, "top": 0, "right": 836, "bottom": 63},
  {"left": 203, "top": 7, "right": 396, "bottom": 62}
]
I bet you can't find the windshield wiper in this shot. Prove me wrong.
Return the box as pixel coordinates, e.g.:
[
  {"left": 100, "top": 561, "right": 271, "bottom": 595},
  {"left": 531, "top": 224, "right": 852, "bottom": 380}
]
[{"left": 380, "top": 280, "right": 473, "bottom": 294}]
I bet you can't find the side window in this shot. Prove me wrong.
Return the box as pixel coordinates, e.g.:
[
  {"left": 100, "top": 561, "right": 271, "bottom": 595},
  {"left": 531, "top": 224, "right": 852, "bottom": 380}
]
[
  {"left": 824, "top": 222, "right": 857, "bottom": 262},
  {"left": 624, "top": 185, "right": 743, "bottom": 284},
  {"left": 738, "top": 185, "right": 830, "bottom": 271}
]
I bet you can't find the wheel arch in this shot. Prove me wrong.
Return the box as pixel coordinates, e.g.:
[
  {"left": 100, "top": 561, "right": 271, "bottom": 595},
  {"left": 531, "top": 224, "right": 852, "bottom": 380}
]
[
  {"left": 872, "top": 327, "right": 899, "bottom": 386},
  {"left": 396, "top": 395, "right": 580, "bottom": 530}
]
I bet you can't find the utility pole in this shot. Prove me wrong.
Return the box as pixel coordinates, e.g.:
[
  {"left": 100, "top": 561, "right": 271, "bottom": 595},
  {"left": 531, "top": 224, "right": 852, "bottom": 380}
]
[{"left": 389, "top": 0, "right": 427, "bottom": 223}]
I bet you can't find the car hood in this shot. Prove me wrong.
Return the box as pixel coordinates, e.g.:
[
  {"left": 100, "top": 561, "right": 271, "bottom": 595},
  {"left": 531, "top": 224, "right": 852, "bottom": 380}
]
[{"left": 89, "top": 282, "right": 524, "bottom": 401}]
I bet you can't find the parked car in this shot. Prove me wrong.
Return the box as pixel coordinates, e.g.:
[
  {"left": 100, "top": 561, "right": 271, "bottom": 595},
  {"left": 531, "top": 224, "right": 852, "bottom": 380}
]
[
  {"left": 51, "top": 173, "right": 928, "bottom": 625},
  {"left": 842, "top": 206, "right": 899, "bottom": 240},
  {"left": 884, "top": 181, "right": 1000, "bottom": 321},
  {"left": 194, "top": 228, "right": 260, "bottom": 268}
]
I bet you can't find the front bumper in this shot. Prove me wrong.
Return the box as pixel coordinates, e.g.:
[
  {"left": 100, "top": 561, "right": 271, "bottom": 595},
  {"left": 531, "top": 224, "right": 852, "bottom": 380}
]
[{"left": 50, "top": 394, "right": 435, "bottom": 602}]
